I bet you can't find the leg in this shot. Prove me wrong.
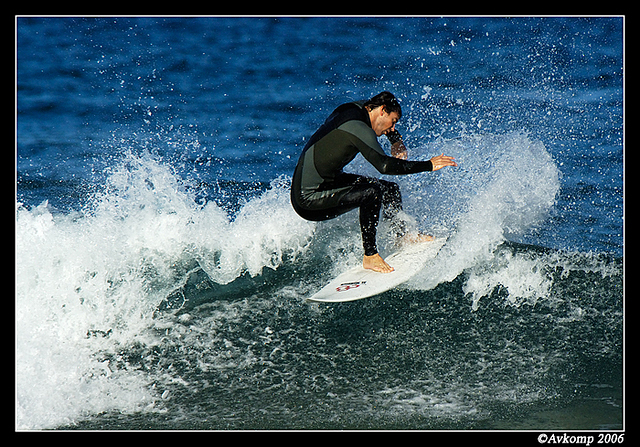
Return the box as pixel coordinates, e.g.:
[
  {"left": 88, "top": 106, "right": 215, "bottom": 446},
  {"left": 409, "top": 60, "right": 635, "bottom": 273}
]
[
  {"left": 375, "top": 178, "right": 406, "bottom": 237},
  {"left": 330, "top": 177, "right": 384, "bottom": 257},
  {"left": 346, "top": 176, "right": 409, "bottom": 242},
  {"left": 291, "top": 174, "right": 394, "bottom": 271},
  {"left": 338, "top": 185, "right": 395, "bottom": 273},
  {"left": 355, "top": 177, "right": 435, "bottom": 246}
]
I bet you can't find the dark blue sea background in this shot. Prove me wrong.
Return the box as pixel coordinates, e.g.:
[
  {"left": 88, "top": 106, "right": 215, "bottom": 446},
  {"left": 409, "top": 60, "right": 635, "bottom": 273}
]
[{"left": 16, "top": 17, "right": 623, "bottom": 430}]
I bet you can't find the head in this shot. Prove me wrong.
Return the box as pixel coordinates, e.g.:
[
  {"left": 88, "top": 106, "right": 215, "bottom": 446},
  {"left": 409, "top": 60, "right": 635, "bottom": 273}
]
[{"left": 364, "top": 91, "right": 402, "bottom": 136}]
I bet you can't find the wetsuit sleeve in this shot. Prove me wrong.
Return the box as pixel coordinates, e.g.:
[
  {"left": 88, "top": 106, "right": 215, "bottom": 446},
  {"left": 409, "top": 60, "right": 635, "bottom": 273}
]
[
  {"left": 362, "top": 146, "right": 433, "bottom": 175},
  {"left": 338, "top": 121, "right": 433, "bottom": 175}
]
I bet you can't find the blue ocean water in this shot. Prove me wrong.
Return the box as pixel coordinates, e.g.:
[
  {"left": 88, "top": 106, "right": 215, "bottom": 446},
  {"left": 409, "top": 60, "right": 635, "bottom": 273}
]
[{"left": 16, "top": 17, "right": 623, "bottom": 430}]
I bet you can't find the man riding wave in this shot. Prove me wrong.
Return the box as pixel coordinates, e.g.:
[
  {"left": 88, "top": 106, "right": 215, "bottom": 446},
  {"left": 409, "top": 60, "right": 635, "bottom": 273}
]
[{"left": 290, "top": 91, "right": 457, "bottom": 273}]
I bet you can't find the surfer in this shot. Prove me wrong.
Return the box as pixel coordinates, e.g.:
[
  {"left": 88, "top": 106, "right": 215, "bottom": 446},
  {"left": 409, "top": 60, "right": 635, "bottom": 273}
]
[{"left": 290, "top": 91, "right": 457, "bottom": 273}]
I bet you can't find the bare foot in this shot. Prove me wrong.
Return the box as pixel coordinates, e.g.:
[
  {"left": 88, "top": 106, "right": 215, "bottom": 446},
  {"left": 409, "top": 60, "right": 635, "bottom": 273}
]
[
  {"left": 363, "top": 253, "right": 394, "bottom": 273},
  {"left": 398, "top": 232, "right": 435, "bottom": 246}
]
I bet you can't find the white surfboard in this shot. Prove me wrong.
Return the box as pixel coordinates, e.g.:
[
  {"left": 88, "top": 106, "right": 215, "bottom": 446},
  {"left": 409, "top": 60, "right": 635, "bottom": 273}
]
[{"left": 308, "top": 238, "right": 445, "bottom": 303}]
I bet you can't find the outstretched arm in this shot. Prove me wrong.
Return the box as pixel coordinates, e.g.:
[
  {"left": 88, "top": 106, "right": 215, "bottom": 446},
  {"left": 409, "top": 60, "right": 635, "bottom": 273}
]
[{"left": 386, "top": 130, "right": 457, "bottom": 171}]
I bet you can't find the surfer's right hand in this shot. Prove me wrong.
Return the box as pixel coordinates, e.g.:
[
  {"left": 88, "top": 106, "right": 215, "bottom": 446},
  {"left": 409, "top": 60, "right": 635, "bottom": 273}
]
[{"left": 430, "top": 153, "right": 457, "bottom": 171}]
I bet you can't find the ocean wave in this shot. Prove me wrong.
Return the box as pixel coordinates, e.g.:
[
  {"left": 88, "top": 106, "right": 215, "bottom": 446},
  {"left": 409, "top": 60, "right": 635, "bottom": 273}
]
[
  {"left": 15, "top": 151, "right": 315, "bottom": 429},
  {"left": 15, "top": 133, "right": 621, "bottom": 429}
]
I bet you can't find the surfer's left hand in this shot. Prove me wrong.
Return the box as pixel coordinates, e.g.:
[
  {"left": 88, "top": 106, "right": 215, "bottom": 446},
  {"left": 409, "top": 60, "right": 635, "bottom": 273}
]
[
  {"left": 391, "top": 142, "right": 408, "bottom": 160},
  {"left": 430, "top": 153, "right": 457, "bottom": 171}
]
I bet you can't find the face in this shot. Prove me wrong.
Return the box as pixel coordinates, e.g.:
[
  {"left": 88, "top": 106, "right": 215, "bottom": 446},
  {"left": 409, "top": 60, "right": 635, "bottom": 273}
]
[{"left": 370, "top": 107, "right": 400, "bottom": 137}]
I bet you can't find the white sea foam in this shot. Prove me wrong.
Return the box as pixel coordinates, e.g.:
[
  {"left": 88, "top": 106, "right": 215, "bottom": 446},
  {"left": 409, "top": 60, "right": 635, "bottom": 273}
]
[
  {"left": 15, "top": 133, "right": 610, "bottom": 429},
  {"left": 399, "top": 132, "right": 561, "bottom": 308},
  {"left": 15, "top": 151, "right": 315, "bottom": 429}
]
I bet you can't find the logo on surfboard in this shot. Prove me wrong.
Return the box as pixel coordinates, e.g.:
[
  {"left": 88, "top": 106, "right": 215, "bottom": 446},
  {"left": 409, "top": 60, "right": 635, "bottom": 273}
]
[{"left": 336, "top": 281, "right": 367, "bottom": 292}]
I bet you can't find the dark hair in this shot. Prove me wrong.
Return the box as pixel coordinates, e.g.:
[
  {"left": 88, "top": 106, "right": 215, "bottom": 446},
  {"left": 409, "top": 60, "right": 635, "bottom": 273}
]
[{"left": 363, "top": 91, "right": 402, "bottom": 118}]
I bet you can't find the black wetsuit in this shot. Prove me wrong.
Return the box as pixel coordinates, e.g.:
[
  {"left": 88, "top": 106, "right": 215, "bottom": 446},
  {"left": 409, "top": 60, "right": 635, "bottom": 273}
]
[{"left": 291, "top": 101, "right": 433, "bottom": 256}]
